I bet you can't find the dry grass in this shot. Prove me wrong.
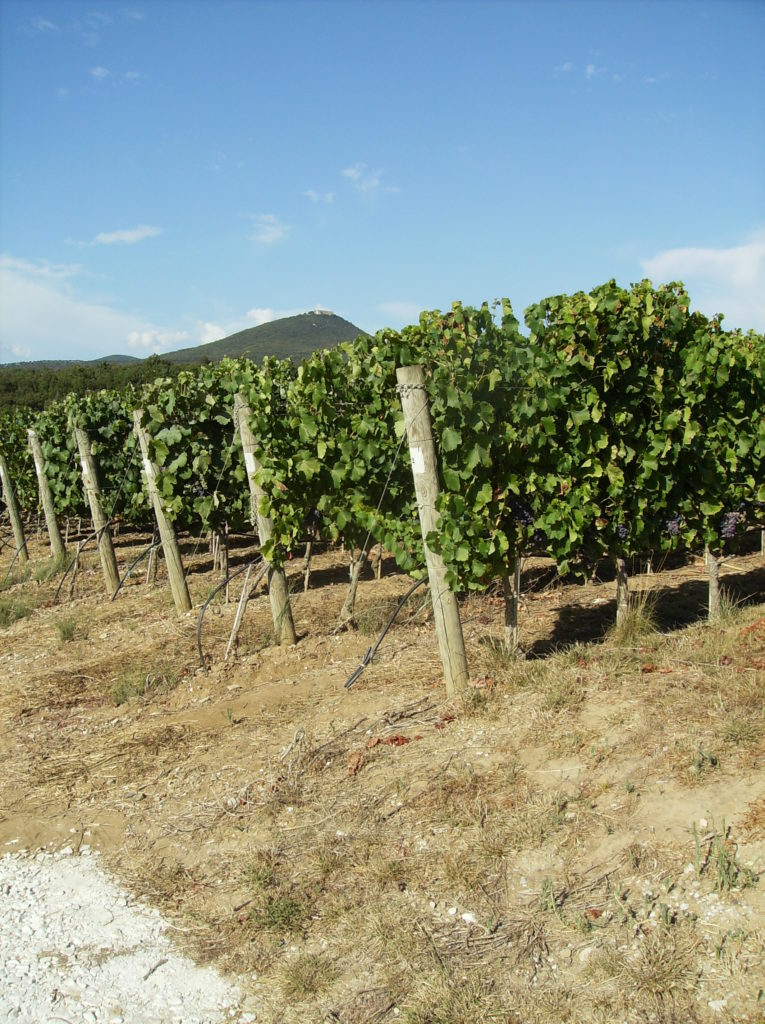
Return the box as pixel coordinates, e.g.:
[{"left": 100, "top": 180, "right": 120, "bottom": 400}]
[{"left": 1, "top": 537, "right": 764, "bottom": 1023}]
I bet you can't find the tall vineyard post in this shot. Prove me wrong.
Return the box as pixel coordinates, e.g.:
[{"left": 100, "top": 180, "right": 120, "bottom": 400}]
[
  {"left": 397, "top": 364, "right": 469, "bottom": 696},
  {"left": 132, "top": 411, "right": 192, "bottom": 615},
  {"left": 73, "top": 427, "right": 120, "bottom": 597},
  {"left": 233, "top": 393, "right": 297, "bottom": 646},
  {"left": 615, "top": 556, "right": 629, "bottom": 627},
  {"left": 28, "top": 427, "right": 66, "bottom": 561},
  {"left": 0, "top": 452, "right": 29, "bottom": 565}
]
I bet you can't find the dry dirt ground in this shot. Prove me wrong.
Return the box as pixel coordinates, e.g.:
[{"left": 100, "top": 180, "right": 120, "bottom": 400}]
[{"left": 1, "top": 527, "right": 764, "bottom": 1023}]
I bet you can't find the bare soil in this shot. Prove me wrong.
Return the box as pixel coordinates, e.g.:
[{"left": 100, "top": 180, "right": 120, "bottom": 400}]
[{"left": 1, "top": 529, "right": 764, "bottom": 1023}]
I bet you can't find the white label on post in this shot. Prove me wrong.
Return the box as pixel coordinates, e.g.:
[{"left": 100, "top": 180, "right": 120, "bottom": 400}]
[
  {"left": 143, "top": 457, "right": 155, "bottom": 482},
  {"left": 409, "top": 445, "right": 425, "bottom": 475},
  {"left": 244, "top": 451, "right": 257, "bottom": 476},
  {"left": 80, "top": 457, "right": 90, "bottom": 483}
]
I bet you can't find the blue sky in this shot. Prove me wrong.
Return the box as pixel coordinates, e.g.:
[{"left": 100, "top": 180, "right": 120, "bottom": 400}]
[{"left": 1, "top": 0, "right": 763, "bottom": 362}]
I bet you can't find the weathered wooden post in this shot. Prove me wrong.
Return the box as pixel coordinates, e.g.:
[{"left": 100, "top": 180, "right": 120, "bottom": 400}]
[
  {"left": 0, "top": 453, "right": 29, "bottom": 565},
  {"left": 503, "top": 558, "right": 522, "bottom": 653},
  {"left": 132, "top": 410, "right": 192, "bottom": 615},
  {"left": 615, "top": 556, "right": 629, "bottom": 627},
  {"left": 233, "top": 393, "right": 296, "bottom": 645},
  {"left": 706, "top": 545, "right": 721, "bottom": 621},
  {"left": 28, "top": 428, "right": 66, "bottom": 561},
  {"left": 396, "top": 365, "right": 469, "bottom": 696},
  {"left": 74, "top": 426, "right": 120, "bottom": 596}
]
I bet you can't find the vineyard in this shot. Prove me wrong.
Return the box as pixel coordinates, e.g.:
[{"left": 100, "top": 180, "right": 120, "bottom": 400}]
[
  {"left": 2, "top": 278, "right": 765, "bottom": 1022},
  {"left": 1, "top": 279, "right": 764, "bottom": 667}
]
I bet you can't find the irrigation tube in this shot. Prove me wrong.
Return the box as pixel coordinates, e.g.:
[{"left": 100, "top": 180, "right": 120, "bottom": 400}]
[
  {"left": 196, "top": 559, "right": 267, "bottom": 670},
  {"left": 1, "top": 544, "right": 24, "bottom": 587},
  {"left": 111, "top": 539, "right": 161, "bottom": 601},
  {"left": 344, "top": 577, "right": 427, "bottom": 690}
]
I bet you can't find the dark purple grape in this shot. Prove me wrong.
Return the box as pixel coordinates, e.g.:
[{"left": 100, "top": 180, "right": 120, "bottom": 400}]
[
  {"left": 616, "top": 523, "right": 628, "bottom": 540},
  {"left": 719, "top": 511, "right": 741, "bottom": 540},
  {"left": 663, "top": 514, "right": 682, "bottom": 537}
]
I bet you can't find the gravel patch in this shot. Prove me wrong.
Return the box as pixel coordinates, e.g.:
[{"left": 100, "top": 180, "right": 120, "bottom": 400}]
[{"left": 1, "top": 846, "right": 257, "bottom": 1024}]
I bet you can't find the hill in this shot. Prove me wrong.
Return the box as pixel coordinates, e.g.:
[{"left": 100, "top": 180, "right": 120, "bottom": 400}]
[
  {"left": 0, "top": 312, "right": 367, "bottom": 412},
  {"left": 161, "top": 310, "right": 366, "bottom": 365}
]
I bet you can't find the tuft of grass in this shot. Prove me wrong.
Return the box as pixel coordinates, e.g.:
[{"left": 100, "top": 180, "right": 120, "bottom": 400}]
[
  {"left": 403, "top": 971, "right": 505, "bottom": 1024},
  {"left": 694, "top": 820, "right": 758, "bottom": 892},
  {"left": 723, "top": 714, "right": 762, "bottom": 747},
  {"left": 249, "top": 891, "right": 307, "bottom": 933},
  {"left": 606, "top": 588, "right": 658, "bottom": 645},
  {"left": 279, "top": 953, "right": 336, "bottom": 1000},
  {"left": 111, "top": 659, "right": 180, "bottom": 706},
  {"left": 0, "top": 592, "right": 33, "bottom": 628},
  {"left": 55, "top": 614, "right": 84, "bottom": 643},
  {"left": 33, "top": 554, "right": 69, "bottom": 583}
]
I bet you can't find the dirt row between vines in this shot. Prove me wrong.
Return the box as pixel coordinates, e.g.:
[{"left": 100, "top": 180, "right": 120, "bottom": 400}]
[{"left": 1, "top": 531, "right": 764, "bottom": 1023}]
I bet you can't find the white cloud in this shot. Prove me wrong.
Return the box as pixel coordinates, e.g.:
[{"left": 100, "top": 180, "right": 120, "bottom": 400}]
[
  {"left": 250, "top": 214, "right": 289, "bottom": 244},
  {"left": 554, "top": 61, "right": 574, "bottom": 74},
  {"left": 304, "top": 189, "right": 335, "bottom": 204},
  {"left": 644, "top": 71, "right": 670, "bottom": 85},
  {"left": 124, "top": 70, "right": 140, "bottom": 81},
  {"left": 378, "top": 301, "right": 422, "bottom": 326},
  {"left": 342, "top": 162, "right": 400, "bottom": 195},
  {"left": 90, "top": 66, "right": 111, "bottom": 80},
  {"left": 585, "top": 63, "right": 607, "bottom": 80},
  {"left": 196, "top": 307, "right": 289, "bottom": 343},
  {"left": 0, "top": 255, "right": 182, "bottom": 361},
  {"left": 641, "top": 232, "right": 765, "bottom": 331},
  {"left": 88, "top": 224, "right": 162, "bottom": 246},
  {"left": 123, "top": 9, "right": 145, "bottom": 21},
  {"left": 30, "top": 17, "right": 58, "bottom": 33},
  {"left": 127, "top": 328, "right": 190, "bottom": 351}
]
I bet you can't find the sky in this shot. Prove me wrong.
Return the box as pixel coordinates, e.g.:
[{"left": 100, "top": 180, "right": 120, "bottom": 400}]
[{"left": 0, "top": 0, "right": 764, "bottom": 363}]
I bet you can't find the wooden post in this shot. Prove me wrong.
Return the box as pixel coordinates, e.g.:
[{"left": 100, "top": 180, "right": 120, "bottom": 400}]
[
  {"left": 396, "top": 364, "right": 469, "bottom": 696},
  {"left": 0, "top": 453, "right": 29, "bottom": 564},
  {"left": 503, "top": 558, "right": 522, "bottom": 653},
  {"left": 706, "top": 545, "right": 721, "bottom": 621},
  {"left": 73, "top": 427, "right": 120, "bottom": 596},
  {"left": 233, "top": 394, "right": 297, "bottom": 645},
  {"left": 615, "top": 555, "right": 629, "bottom": 627},
  {"left": 133, "top": 411, "right": 192, "bottom": 615},
  {"left": 28, "top": 428, "right": 66, "bottom": 561}
]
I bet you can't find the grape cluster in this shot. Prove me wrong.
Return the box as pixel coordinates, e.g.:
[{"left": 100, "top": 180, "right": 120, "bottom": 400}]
[
  {"left": 509, "top": 498, "right": 534, "bottom": 526},
  {"left": 663, "top": 514, "right": 683, "bottom": 537},
  {"left": 719, "top": 510, "right": 742, "bottom": 540},
  {"left": 192, "top": 481, "right": 207, "bottom": 499},
  {"left": 615, "top": 523, "right": 628, "bottom": 540}
]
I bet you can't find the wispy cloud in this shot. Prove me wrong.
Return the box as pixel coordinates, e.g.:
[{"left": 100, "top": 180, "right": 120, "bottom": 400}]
[
  {"left": 30, "top": 17, "right": 59, "bottom": 33},
  {"left": 90, "top": 66, "right": 111, "bottom": 80},
  {"left": 342, "top": 162, "right": 400, "bottom": 195},
  {"left": 124, "top": 70, "right": 140, "bottom": 81},
  {"left": 554, "top": 61, "right": 574, "bottom": 74},
  {"left": 644, "top": 71, "right": 670, "bottom": 85},
  {"left": 1, "top": 256, "right": 83, "bottom": 280},
  {"left": 641, "top": 232, "right": 765, "bottom": 331},
  {"left": 88, "top": 225, "right": 162, "bottom": 246},
  {"left": 123, "top": 9, "right": 146, "bottom": 21},
  {"left": 585, "top": 63, "right": 607, "bottom": 80},
  {"left": 304, "top": 189, "right": 335, "bottom": 204},
  {"left": 250, "top": 214, "right": 290, "bottom": 245},
  {"left": 0, "top": 255, "right": 153, "bottom": 360}
]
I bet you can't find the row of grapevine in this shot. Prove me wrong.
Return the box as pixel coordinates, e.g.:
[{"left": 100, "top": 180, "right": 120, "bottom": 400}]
[{"left": 2, "top": 279, "right": 763, "bottom": 635}]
